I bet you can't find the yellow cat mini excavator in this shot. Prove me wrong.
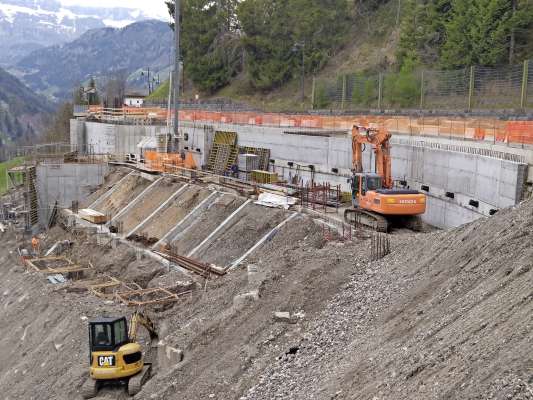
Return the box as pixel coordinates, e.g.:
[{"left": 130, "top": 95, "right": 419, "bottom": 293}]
[{"left": 81, "top": 311, "right": 157, "bottom": 399}]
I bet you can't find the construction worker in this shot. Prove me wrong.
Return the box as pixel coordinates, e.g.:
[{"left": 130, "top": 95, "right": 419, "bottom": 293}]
[
  {"left": 31, "top": 236, "right": 40, "bottom": 256},
  {"left": 231, "top": 163, "right": 239, "bottom": 178}
]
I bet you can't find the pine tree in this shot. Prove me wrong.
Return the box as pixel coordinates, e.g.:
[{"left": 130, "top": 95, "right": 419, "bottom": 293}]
[
  {"left": 441, "top": 0, "right": 532, "bottom": 68},
  {"left": 440, "top": 0, "right": 476, "bottom": 68},
  {"left": 238, "top": 0, "right": 350, "bottom": 90},
  {"left": 397, "top": 0, "right": 451, "bottom": 67},
  {"left": 167, "top": 0, "right": 242, "bottom": 93}
]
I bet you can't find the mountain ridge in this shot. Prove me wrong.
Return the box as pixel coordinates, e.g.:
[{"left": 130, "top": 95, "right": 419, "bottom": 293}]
[
  {"left": 0, "top": 0, "right": 168, "bottom": 66},
  {"left": 12, "top": 19, "right": 173, "bottom": 101}
]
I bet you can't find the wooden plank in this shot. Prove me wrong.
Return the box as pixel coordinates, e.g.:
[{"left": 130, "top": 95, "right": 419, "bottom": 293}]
[
  {"left": 79, "top": 208, "right": 108, "bottom": 224},
  {"left": 42, "top": 265, "right": 90, "bottom": 274},
  {"left": 115, "top": 287, "right": 191, "bottom": 306}
]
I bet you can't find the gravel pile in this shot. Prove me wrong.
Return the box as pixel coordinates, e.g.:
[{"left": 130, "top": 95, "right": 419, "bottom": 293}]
[
  {"left": 1, "top": 187, "right": 532, "bottom": 400},
  {"left": 241, "top": 199, "right": 533, "bottom": 400}
]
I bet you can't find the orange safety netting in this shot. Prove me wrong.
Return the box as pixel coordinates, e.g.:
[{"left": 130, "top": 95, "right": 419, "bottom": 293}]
[{"left": 87, "top": 106, "right": 533, "bottom": 146}]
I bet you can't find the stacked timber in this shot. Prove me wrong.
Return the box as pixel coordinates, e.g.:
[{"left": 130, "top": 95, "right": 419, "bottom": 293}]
[{"left": 79, "top": 209, "right": 108, "bottom": 224}]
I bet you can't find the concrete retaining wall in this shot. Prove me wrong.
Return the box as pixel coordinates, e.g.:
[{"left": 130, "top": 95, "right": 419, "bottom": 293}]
[
  {"left": 36, "top": 163, "right": 108, "bottom": 225},
  {"left": 70, "top": 119, "right": 529, "bottom": 229}
]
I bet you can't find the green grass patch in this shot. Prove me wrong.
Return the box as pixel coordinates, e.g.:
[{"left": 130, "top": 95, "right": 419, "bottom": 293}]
[
  {"left": 146, "top": 80, "right": 170, "bottom": 102},
  {"left": 0, "top": 157, "right": 25, "bottom": 195}
]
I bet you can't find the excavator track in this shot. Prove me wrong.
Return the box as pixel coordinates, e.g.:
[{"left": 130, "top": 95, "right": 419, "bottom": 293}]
[
  {"left": 128, "top": 364, "right": 152, "bottom": 396},
  {"left": 81, "top": 377, "right": 101, "bottom": 399},
  {"left": 344, "top": 208, "right": 389, "bottom": 232}
]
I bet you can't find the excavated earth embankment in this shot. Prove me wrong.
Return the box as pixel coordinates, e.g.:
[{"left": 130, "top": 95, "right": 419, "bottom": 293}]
[{"left": 0, "top": 167, "right": 532, "bottom": 400}]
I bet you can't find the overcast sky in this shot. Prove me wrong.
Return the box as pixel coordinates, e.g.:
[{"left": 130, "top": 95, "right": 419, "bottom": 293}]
[{"left": 58, "top": 0, "right": 170, "bottom": 20}]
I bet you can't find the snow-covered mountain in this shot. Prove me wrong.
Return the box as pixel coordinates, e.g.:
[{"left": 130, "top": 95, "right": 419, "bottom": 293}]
[{"left": 0, "top": 0, "right": 168, "bottom": 66}]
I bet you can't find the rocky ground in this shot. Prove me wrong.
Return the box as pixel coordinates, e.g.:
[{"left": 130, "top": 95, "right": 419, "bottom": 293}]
[{"left": 0, "top": 184, "right": 532, "bottom": 399}]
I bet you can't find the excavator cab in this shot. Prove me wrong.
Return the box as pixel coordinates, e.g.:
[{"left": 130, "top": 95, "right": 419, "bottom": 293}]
[
  {"left": 351, "top": 173, "right": 383, "bottom": 205},
  {"left": 82, "top": 314, "right": 155, "bottom": 399},
  {"left": 89, "top": 317, "right": 129, "bottom": 353}
]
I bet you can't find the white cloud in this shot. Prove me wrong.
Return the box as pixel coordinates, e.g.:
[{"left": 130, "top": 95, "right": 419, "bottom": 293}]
[{"left": 58, "top": 0, "right": 170, "bottom": 20}]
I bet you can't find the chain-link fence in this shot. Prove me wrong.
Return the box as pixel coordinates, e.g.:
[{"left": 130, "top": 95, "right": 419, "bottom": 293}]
[{"left": 313, "top": 60, "right": 533, "bottom": 112}]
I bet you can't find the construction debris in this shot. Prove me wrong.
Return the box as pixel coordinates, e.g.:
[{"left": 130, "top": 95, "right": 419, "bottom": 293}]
[
  {"left": 46, "top": 274, "right": 67, "bottom": 284},
  {"left": 273, "top": 312, "right": 295, "bottom": 324},
  {"left": 155, "top": 250, "right": 227, "bottom": 278},
  {"left": 254, "top": 192, "right": 297, "bottom": 210}
]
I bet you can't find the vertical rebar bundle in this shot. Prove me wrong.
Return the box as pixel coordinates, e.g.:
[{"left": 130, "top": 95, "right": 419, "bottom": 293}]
[{"left": 371, "top": 232, "right": 390, "bottom": 261}]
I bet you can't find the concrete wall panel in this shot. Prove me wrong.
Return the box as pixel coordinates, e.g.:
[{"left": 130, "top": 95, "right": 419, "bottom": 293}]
[
  {"left": 72, "top": 119, "right": 528, "bottom": 229},
  {"left": 37, "top": 163, "right": 108, "bottom": 225}
]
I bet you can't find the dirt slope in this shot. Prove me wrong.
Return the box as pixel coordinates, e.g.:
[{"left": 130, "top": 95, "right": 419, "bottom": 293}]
[
  {"left": 240, "top": 200, "right": 533, "bottom": 400},
  {"left": 0, "top": 195, "right": 532, "bottom": 399}
]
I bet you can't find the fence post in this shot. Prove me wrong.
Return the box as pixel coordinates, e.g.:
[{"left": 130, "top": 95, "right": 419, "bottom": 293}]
[
  {"left": 468, "top": 66, "right": 475, "bottom": 111},
  {"left": 419, "top": 70, "right": 425, "bottom": 109},
  {"left": 521, "top": 60, "right": 529, "bottom": 110},
  {"left": 378, "top": 73, "right": 383, "bottom": 111},
  {"left": 341, "top": 75, "right": 347, "bottom": 110},
  {"left": 311, "top": 76, "right": 316, "bottom": 110}
]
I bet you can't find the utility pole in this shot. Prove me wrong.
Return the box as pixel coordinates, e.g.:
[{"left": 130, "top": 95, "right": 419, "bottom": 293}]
[
  {"left": 292, "top": 41, "right": 305, "bottom": 103},
  {"left": 141, "top": 67, "right": 152, "bottom": 94},
  {"left": 396, "top": 0, "right": 401, "bottom": 26},
  {"left": 147, "top": 67, "right": 151, "bottom": 94},
  {"left": 509, "top": 0, "right": 517, "bottom": 64},
  {"left": 173, "top": 0, "right": 181, "bottom": 152},
  {"left": 301, "top": 42, "right": 305, "bottom": 103}
]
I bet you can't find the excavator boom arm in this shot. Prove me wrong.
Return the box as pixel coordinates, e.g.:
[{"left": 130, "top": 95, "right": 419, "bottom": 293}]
[
  {"left": 351, "top": 125, "right": 393, "bottom": 188},
  {"left": 128, "top": 312, "right": 157, "bottom": 342}
]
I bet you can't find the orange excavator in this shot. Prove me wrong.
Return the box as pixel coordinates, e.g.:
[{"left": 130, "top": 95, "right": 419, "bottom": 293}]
[{"left": 344, "top": 124, "right": 426, "bottom": 232}]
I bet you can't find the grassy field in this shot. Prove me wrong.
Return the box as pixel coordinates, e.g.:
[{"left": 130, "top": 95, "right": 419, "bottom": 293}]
[{"left": 0, "top": 157, "right": 25, "bottom": 195}]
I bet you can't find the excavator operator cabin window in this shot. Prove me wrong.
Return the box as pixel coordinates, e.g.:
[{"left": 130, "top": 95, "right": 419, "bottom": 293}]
[
  {"left": 352, "top": 176, "right": 361, "bottom": 195},
  {"left": 114, "top": 319, "right": 128, "bottom": 345},
  {"left": 366, "top": 176, "right": 382, "bottom": 191},
  {"left": 93, "top": 324, "right": 112, "bottom": 347}
]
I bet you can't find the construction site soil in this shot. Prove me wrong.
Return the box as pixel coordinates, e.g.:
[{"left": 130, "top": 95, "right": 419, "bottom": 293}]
[
  {"left": 83, "top": 169, "right": 131, "bottom": 209},
  {"left": 1, "top": 172, "right": 532, "bottom": 399},
  {"left": 92, "top": 174, "right": 152, "bottom": 217},
  {"left": 140, "top": 185, "right": 211, "bottom": 243},
  {"left": 115, "top": 178, "right": 183, "bottom": 235},
  {"left": 168, "top": 194, "right": 246, "bottom": 256},
  {"left": 194, "top": 202, "right": 288, "bottom": 266}
]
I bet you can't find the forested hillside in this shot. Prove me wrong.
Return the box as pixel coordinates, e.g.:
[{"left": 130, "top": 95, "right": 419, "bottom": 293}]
[
  {"left": 398, "top": 0, "right": 533, "bottom": 69},
  {"left": 0, "top": 67, "right": 52, "bottom": 149},
  {"left": 162, "top": 0, "right": 533, "bottom": 99}
]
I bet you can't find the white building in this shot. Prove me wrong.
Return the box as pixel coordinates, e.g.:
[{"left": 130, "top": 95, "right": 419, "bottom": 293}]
[{"left": 124, "top": 93, "right": 146, "bottom": 108}]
